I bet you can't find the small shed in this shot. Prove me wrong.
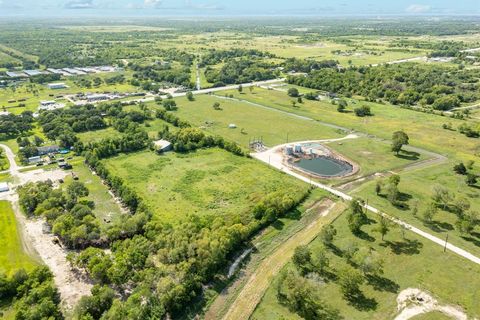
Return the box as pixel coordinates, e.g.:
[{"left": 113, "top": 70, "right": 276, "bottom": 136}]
[
  {"left": 228, "top": 124, "right": 237, "bottom": 129},
  {"left": 154, "top": 140, "right": 173, "bottom": 153},
  {"left": 0, "top": 182, "right": 9, "bottom": 193},
  {"left": 28, "top": 156, "right": 42, "bottom": 164}
]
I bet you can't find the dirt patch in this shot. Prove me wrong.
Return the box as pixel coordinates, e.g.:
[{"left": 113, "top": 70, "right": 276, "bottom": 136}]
[
  {"left": 395, "top": 288, "right": 468, "bottom": 320},
  {"left": 9, "top": 194, "right": 93, "bottom": 311}
]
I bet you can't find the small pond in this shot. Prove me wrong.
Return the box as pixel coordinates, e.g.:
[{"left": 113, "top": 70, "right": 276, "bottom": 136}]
[{"left": 293, "top": 156, "right": 353, "bottom": 177}]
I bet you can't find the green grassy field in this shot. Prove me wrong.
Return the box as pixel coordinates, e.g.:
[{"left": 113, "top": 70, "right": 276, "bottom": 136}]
[
  {"left": 252, "top": 208, "right": 480, "bottom": 320},
  {"left": 353, "top": 162, "right": 480, "bottom": 257},
  {"left": 0, "top": 201, "right": 37, "bottom": 276},
  {"left": 323, "top": 137, "right": 430, "bottom": 181},
  {"left": 157, "top": 94, "right": 344, "bottom": 148},
  {"left": 220, "top": 88, "right": 479, "bottom": 160},
  {"left": 103, "top": 148, "right": 309, "bottom": 223},
  {"left": 63, "top": 159, "right": 125, "bottom": 226}
]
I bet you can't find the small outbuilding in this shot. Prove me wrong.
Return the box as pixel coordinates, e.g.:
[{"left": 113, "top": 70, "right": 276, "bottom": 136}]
[
  {"left": 0, "top": 182, "right": 9, "bottom": 193},
  {"left": 228, "top": 124, "right": 237, "bottom": 129},
  {"left": 48, "top": 83, "right": 68, "bottom": 90},
  {"left": 37, "top": 145, "right": 60, "bottom": 155},
  {"left": 154, "top": 140, "right": 173, "bottom": 153}
]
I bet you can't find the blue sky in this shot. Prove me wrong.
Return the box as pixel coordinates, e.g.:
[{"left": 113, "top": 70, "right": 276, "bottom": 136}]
[{"left": 0, "top": 0, "right": 479, "bottom": 17}]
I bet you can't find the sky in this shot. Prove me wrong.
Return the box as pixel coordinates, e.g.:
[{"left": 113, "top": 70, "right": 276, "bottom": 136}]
[{"left": 0, "top": 0, "right": 479, "bottom": 17}]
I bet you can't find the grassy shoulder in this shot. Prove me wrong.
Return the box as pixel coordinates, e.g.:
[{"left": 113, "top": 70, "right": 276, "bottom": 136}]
[
  {"left": 0, "top": 201, "right": 38, "bottom": 276},
  {"left": 252, "top": 208, "right": 480, "bottom": 320},
  {"left": 103, "top": 148, "right": 310, "bottom": 223}
]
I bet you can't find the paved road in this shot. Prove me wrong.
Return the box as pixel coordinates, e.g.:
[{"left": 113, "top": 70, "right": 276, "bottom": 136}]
[
  {"left": 122, "top": 78, "right": 286, "bottom": 104},
  {"left": 0, "top": 143, "right": 19, "bottom": 174},
  {"left": 252, "top": 144, "right": 480, "bottom": 266}
]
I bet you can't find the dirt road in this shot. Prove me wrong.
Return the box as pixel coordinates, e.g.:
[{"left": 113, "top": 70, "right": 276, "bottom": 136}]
[
  {"left": 0, "top": 143, "right": 93, "bottom": 310},
  {"left": 220, "top": 200, "right": 338, "bottom": 320}
]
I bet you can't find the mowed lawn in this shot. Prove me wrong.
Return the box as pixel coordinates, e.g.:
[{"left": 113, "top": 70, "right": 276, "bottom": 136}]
[
  {"left": 252, "top": 210, "right": 480, "bottom": 320},
  {"left": 353, "top": 162, "right": 480, "bottom": 258},
  {"left": 0, "top": 201, "right": 37, "bottom": 276},
  {"left": 104, "top": 148, "right": 309, "bottom": 223},
  {"left": 160, "top": 94, "right": 344, "bottom": 148},
  {"left": 220, "top": 88, "right": 479, "bottom": 159}
]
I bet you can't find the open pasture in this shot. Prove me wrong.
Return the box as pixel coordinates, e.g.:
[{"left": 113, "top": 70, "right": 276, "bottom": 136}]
[
  {"left": 164, "top": 94, "right": 344, "bottom": 148},
  {"left": 0, "top": 201, "right": 38, "bottom": 276},
  {"left": 103, "top": 148, "right": 309, "bottom": 223},
  {"left": 252, "top": 208, "right": 480, "bottom": 320}
]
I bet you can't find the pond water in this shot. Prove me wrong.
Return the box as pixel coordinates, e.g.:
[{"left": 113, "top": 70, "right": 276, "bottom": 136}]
[{"left": 293, "top": 156, "right": 353, "bottom": 177}]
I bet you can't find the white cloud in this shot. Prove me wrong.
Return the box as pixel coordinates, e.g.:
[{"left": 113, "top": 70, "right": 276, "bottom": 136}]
[
  {"left": 65, "top": 0, "right": 94, "bottom": 9},
  {"left": 406, "top": 4, "right": 431, "bottom": 13},
  {"left": 144, "top": 0, "right": 162, "bottom": 8}
]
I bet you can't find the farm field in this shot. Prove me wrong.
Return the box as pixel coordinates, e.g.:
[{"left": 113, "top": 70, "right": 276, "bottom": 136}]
[
  {"left": 0, "top": 201, "right": 38, "bottom": 276},
  {"left": 162, "top": 94, "right": 344, "bottom": 148},
  {"left": 252, "top": 208, "right": 480, "bottom": 320},
  {"left": 103, "top": 148, "right": 309, "bottom": 223}
]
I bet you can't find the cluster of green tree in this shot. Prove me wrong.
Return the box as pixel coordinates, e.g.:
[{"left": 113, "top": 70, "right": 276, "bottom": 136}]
[
  {"left": 0, "top": 267, "right": 62, "bottom": 320},
  {"left": 0, "top": 45, "right": 38, "bottom": 69},
  {"left": 17, "top": 135, "right": 44, "bottom": 162},
  {"left": 200, "top": 49, "right": 273, "bottom": 66},
  {"left": 155, "top": 108, "right": 191, "bottom": 128},
  {"left": 280, "top": 209, "right": 388, "bottom": 319},
  {"left": 458, "top": 123, "right": 480, "bottom": 138},
  {"left": 79, "top": 126, "right": 150, "bottom": 160},
  {"left": 453, "top": 161, "right": 478, "bottom": 186},
  {"left": 287, "top": 64, "right": 479, "bottom": 109},
  {"left": 390, "top": 40, "right": 467, "bottom": 57},
  {"left": 17, "top": 180, "right": 107, "bottom": 249},
  {"left": 39, "top": 105, "right": 106, "bottom": 144},
  {"left": 29, "top": 73, "right": 61, "bottom": 84},
  {"left": 205, "top": 59, "right": 277, "bottom": 86},
  {"left": 105, "top": 74, "right": 126, "bottom": 85},
  {"left": 68, "top": 184, "right": 307, "bottom": 319},
  {"left": 283, "top": 58, "right": 338, "bottom": 73},
  {"left": 253, "top": 191, "right": 307, "bottom": 225},
  {"left": 130, "top": 65, "right": 193, "bottom": 91},
  {"left": 276, "top": 269, "right": 342, "bottom": 320},
  {"left": 375, "top": 175, "right": 405, "bottom": 208},
  {"left": 0, "top": 111, "right": 33, "bottom": 138},
  {"left": 425, "top": 184, "right": 479, "bottom": 235},
  {"left": 159, "top": 126, "right": 246, "bottom": 156}
]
